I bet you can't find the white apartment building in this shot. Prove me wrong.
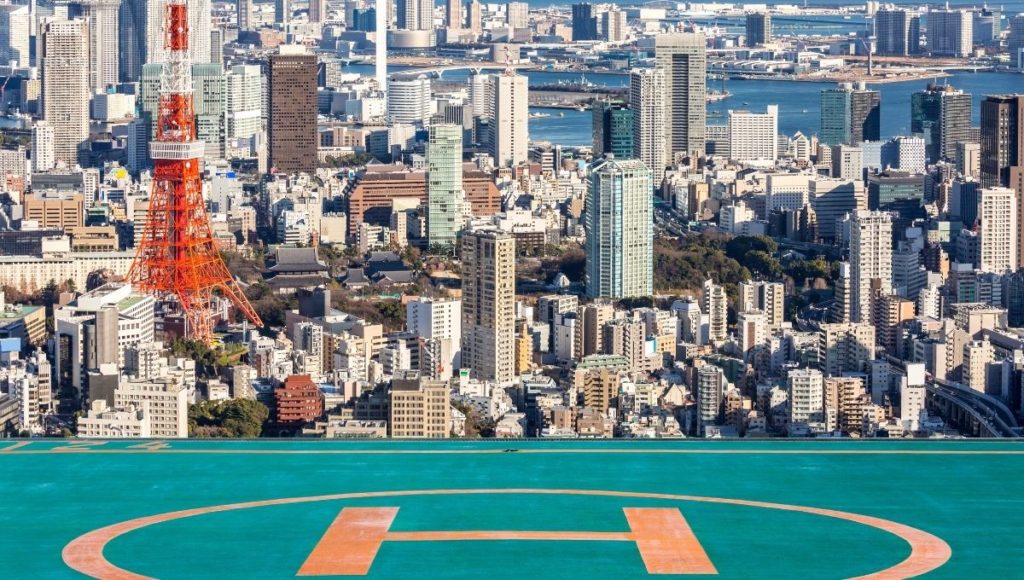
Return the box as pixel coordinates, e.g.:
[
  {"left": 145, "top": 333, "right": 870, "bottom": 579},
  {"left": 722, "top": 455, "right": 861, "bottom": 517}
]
[
  {"left": 788, "top": 368, "right": 824, "bottom": 425},
  {"left": 978, "top": 187, "right": 1017, "bottom": 274},
  {"left": 113, "top": 380, "right": 188, "bottom": 438},
  {"left": 727, "top": 105, "right": 778, "bottom": 162},
  {"left": 849, "top": 210, "right": 893, "bottom": 322},
  {"left": 487, "top": 73, "right": 528, "bottom": 167},
  {"left": 387, "top": 76, "right": 432, "bottom": 126},
  {"left": 407, "top": 297, "right": 462, "bottom": 374},
  {"left": 40, "top": 18, "right": 90, "bottom": 168},
  {"left": 630, "top": 68, "right": 667, "bottom": 183}
]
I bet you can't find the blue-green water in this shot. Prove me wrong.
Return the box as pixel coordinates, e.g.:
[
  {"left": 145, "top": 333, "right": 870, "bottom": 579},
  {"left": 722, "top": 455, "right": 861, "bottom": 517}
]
[{"left": 527, "top": 71, "right": 1023, "bottom": 146}]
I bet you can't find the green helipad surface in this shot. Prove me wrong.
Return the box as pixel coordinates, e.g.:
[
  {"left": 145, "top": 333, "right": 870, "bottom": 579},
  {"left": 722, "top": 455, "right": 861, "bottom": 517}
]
[{"left": 2, "top": 439, "right": 1023, "bottom": 579}]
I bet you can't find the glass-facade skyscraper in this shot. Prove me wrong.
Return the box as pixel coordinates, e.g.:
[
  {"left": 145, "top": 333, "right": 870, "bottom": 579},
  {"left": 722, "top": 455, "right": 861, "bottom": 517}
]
[
  {"left": 427, "top": 124, "right": 464, "bottom": 247},
  {"left": 585, "top": 157, "right": 653, "bottom": 299}
]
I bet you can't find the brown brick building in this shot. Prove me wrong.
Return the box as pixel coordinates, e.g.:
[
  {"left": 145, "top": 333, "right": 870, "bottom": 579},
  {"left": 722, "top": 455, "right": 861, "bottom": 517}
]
[
  {"left": 268, "top": 46, "right": 317, "bottom": 175},
  {"left": 345, "top": 163, "right": 501, "bottom": 234},
  {"left": 274, "top": 374, "right": 324, "bottom": 424}
]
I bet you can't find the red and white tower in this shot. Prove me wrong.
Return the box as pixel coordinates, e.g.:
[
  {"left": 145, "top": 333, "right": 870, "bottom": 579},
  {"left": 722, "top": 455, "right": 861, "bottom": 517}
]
[{"left": 128, "top": 0, "right": 261, "bottom": 342}]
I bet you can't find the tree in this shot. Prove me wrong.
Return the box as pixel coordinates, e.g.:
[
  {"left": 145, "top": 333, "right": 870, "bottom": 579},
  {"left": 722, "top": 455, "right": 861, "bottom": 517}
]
[{"left": 188, "top": 399, "right": 269, "bottom": 438}]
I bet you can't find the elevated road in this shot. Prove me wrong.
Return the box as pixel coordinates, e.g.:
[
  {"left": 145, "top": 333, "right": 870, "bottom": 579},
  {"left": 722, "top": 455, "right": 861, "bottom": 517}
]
[{"left": 927, "top": 379, "right": 1022, "bottom": 438}]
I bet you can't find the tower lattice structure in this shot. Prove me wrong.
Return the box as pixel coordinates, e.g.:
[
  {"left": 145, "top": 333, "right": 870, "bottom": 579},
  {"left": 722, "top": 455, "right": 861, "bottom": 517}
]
[{"left": 128, "top": 0, "right": 262, "bottom": 341}]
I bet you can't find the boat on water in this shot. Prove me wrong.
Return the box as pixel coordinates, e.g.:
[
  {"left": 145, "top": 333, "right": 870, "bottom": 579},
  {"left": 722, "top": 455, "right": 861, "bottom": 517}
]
[
  {"left": 529, "top": 112, "right": 552, "bottom": 119},
  {"left": 558, "top": 112, "right": 565, "bottom": 117}
]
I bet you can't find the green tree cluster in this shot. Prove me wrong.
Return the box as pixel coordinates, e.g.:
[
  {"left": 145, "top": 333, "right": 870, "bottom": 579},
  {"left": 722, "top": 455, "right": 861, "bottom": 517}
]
[
  {"left": 724, "top": 236, "right": 781, "bottom": 279},
  {"left": 189, "top": 399, "right": 270, "bottom": 438},
  {"left": 653, "top": 235, "right": 751, "bottom": 294}
]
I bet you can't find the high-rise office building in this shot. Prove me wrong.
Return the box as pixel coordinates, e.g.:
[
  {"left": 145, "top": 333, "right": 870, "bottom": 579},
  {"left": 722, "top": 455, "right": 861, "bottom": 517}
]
[
  {"left": 118, "top": 0, "right": 146, "bottom": 82},
  {"left": 971, "top": 7, "right": 1001, "bottom": 44},
  {"left": 192, "top": 64, "right": 227, "bottom": 160},
  {"left": 727, "top": 105, "right": 778, "bottom": 162},
  {"left": 308, "top": 0, "right": 326, "bottom": 22},
  {"left": 849, "top": 210, "right": 892, "bottom": 323},
  {"left": 592, "top": 101, "right": 633, "bottom": 160},
  {"left": 820, "top": 82, "right": 880, "bottom": 145},
  {"left": 911, "top": 83, "right": 973, "bottom": 162},
  {"left": 571, "top": 3, "right": 598, "bottom": 41},
  {"left": 928, "top": 9, "right": 972, "bottom": 57},
  {"left": 388, "top": 76, "right": 432, "bottom": 125},
  {"left": 226, "top": 64, "right": 262, "bottom": 140},
  {"left": 397, "top": 0, "right": 432, "bottom": 30},
  {"left": 466, "top": 0, "right": 482, "bottom": 33},
  {"left": 268, "top": 45, "right": 317, "bottom": 174},
  {"left": 40, "top": 18, "right": 90, "bottom": 169},
  {"left": 237, "top": 0, "right": 254, "bottom": 30},
  {"left": 1009, "top": 15, "right": 1024, "bottom": 68},
  {"left": 443, "top": 0, "right": 459, "bottom": 28},
  {"left": 31, "top": 122, "right": 56, "bottom": 173},
  {"left": 275, "top": 0, "right": 290, "bottom": 23},
  {"left": 0, "top": 4, "right": 31, "bottom": 68},
  {"left": 874, "top": 9, "right": 920, "bottom": 56},
  {"left": 602, "top": 9, "right": 627, "bottom": 41},
  {"left": 486, "top": 72, "right": 528, "bottom": 167},
  {"left": 71, "top": 0, "right": 120, "bottom": 93},
  {"left": 978, "top": 187, "right": 1017, "bottom": 274},
  {"left": 461, "top": 229, "right": 516, "bottom": 384},
  {"left": 630, "top": 68, "right": 666, "bottom": 182},
  {"left": 655, "top": 33, "right": 706, "bottom": 161},
  {"left": 585, "top": 156, "right": 653, "bottom": 300},
  {"left": 980, "top": 95, "right": 1023, "bottom": 188},
  {"left": 745, "top": 12, "right": 771, "bottom": 46},
  {"left": 426, "top": 124, "right": 464, "bottom": 247},
  {"left": 506, "top": 1, "right": 528, "bottom": 29},
  {"left": 146, "top": 0, "right": 212, "bottom": 67}
]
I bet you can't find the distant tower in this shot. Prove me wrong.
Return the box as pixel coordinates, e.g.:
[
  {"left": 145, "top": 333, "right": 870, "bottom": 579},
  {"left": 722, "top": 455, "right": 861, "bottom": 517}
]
[
  {"left": 39, "top": 17, "right": 89, "bottom": 168},
  {"left": 375, "top": 0, "right": 387, "bottom": 89},
  {"left": 128, "top": 0, "right": 261, "bottom": 342}
]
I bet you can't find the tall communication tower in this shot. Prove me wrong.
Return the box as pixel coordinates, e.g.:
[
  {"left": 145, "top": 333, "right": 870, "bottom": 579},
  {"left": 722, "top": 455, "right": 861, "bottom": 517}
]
[{"left": 128, "top": 0, "right": 262, "bottom": 342}]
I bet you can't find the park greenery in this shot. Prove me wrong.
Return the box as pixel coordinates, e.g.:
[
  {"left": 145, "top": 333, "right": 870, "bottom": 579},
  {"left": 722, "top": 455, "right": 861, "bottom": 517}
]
[{"left": 188, "top": 399, "right": 270, "bottom": 438}]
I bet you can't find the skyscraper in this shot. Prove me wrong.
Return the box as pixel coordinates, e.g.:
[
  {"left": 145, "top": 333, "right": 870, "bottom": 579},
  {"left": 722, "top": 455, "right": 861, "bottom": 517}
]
[
  {"left": 0, "top": 4, "right": 31, "bottom": 68},
  {"left": 486, "top": 72, "right": 528, "bottom": 167},
  {"left": 874, "top": 8, "right": 920, "bottom": 56},
  {"left": 237, "top": 0, "right": 254, "bottom": 30},
  {"left": 630, "top": 68, "right": 666, "bottom": 182},
  {"left": 461, "top": 229, "right": 516, "bottom": 384},
  {"left": 655, "top": 33, "right": 706, "bottom": 161},
  {"left": 585, "top": 156, "right": 653, "bottom": 300},
  {"left": 308, "top": 0, "right": 326, "bottom": 22},
  {"left": 40, "top": 18, "right": 90, "bottom": 168},
  {"left": 146, "top": 0, "right": 212, "bottom": 67},
  {"left": 571, "top": 3, "right": 598, "bottom": 41},
  {"left": 397, "top": 0, "right": 432, "bottom": 30},
  {"left": 506, "top": 1, "right": 528, "bottom": 29},
  {"left": 849, "top": 210, "right": 892, "bottom": 323},
  {"left": 745, "top": 12, "right": 771, "bottom": 46},
  {"left": 118, "top": 0, "right": 147, "bottom": 82},
  {"left": 466, "top": 0, "right": 482, "bottom": 33},
  {"left": 592, "top": 101, "right": 633, "bottom": 160},
  {"left": 727, "top": 105, "right": 778, "bottom": 162},
  {"left": 427, "top": 124, "right": 464, "bottom": 247},
  {"left": 928, "top": 9, "right": 972, "bottom": 57},
  {"left": 910, "top": 83, "right": 973, "bottom": 162},
  {"left": 73, "top": 0, "right": 120, "bottom": 93},
  {"left": 192, "top": 64, "right": 227, "bottom": 160},
  {"left": 1010, "top": 15, "right": 1024, "bottom": 68},
  {"left": 387, "top": 76, "right": 432, "bottom": 125},
  {"left": 226, "top": 64, "right": 262, "bottom": 140},
  {"left": 445, "top": 0, "right": 460, "bottom": 28},
  {"left": 820, "top": 82, "right": 880, "bottom": 146},
  {"left": 977, "top": 187, "right": 1017, "bottom": 274},
  {"left": 980, "top": 95, "right": 1023, "bottom": 188},
  {"left": 268, "top": 45, "right": 317, "bottom": 174}
]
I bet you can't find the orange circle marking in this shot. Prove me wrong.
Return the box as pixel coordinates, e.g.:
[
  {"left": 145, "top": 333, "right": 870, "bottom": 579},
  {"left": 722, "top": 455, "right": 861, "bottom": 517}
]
[{"left": 62, "top": 489, "right": 951, "bottom": 579}]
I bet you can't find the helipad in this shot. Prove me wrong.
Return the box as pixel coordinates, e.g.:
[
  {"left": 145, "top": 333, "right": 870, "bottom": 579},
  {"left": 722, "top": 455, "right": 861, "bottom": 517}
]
[{"left": 2, "top": 439, "right": 1022, "bottom": 579}]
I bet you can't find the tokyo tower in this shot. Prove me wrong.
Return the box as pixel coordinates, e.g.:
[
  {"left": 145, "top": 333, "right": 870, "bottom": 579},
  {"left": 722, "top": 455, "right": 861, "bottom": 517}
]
[{"left": 128, "top": 0, "right": 262, "bottom": 342}]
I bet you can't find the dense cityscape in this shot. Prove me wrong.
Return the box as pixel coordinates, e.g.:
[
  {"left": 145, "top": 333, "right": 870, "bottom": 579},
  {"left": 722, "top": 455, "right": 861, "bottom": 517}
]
[{"left": 0, "top": 0, "right": 1021, "bottom": 441}]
